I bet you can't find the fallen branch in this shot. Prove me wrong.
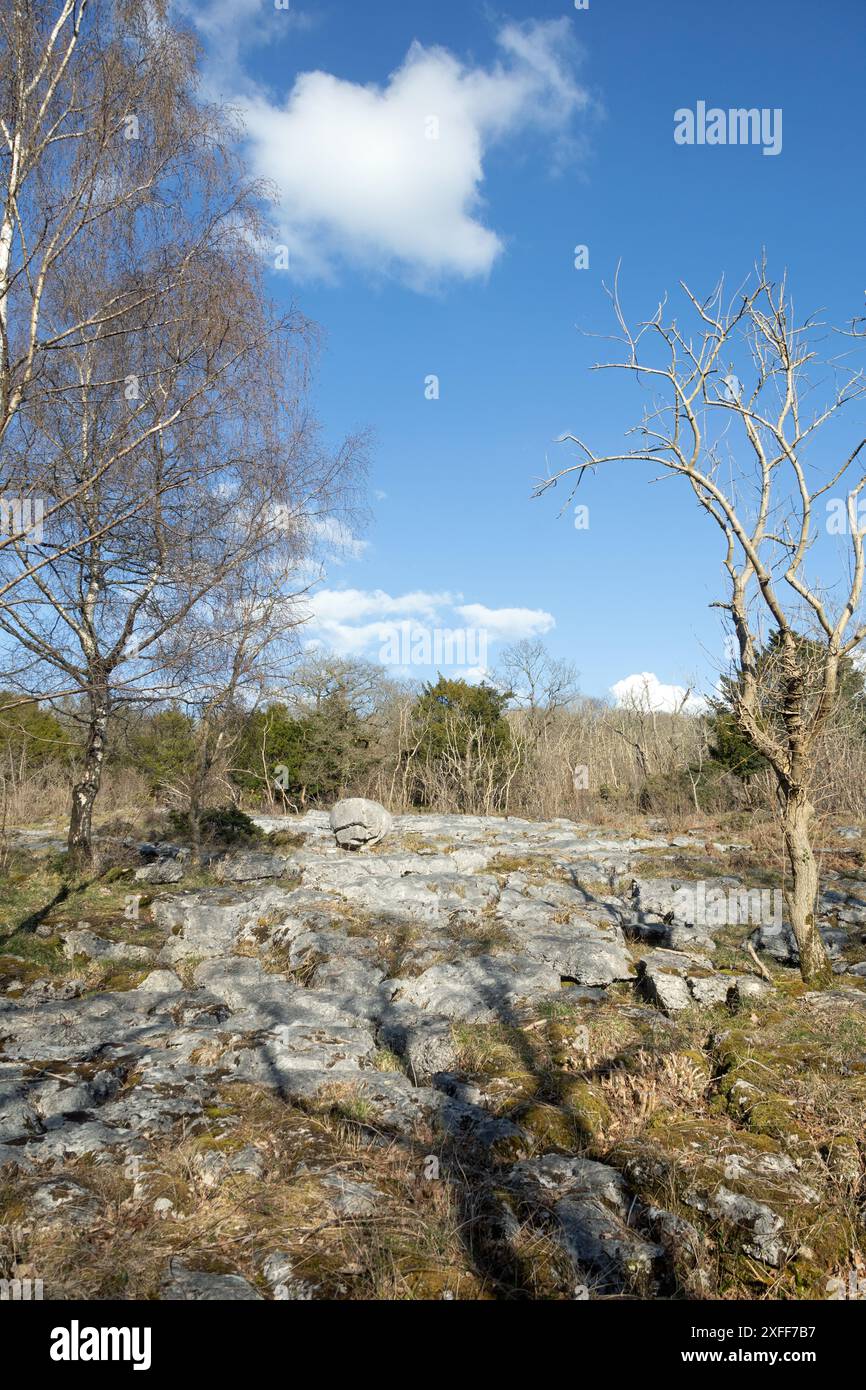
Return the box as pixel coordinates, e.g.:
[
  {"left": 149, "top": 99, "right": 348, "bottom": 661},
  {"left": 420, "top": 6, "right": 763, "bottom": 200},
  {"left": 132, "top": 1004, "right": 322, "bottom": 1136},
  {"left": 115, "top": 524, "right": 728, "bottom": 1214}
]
[{"left": 744, "top": 940, "right": 774, "bottom": 983}]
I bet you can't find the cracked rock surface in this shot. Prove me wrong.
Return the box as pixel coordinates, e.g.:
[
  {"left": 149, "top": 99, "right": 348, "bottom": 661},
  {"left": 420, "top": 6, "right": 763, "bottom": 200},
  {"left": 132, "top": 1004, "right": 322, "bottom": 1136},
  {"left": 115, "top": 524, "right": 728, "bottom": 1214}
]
[{"left": 1, "top": 809, "right": 865, "bottom": 1299}]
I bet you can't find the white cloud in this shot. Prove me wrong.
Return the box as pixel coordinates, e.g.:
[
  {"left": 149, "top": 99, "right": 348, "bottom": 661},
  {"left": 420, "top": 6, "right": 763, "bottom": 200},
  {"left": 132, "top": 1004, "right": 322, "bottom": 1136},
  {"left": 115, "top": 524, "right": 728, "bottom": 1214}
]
[
  {"left": 303, "top": 588, "right": 555, "bottom": 671},
  {"left": 308, "top": 618, "right": 397, "bottom": 658},
  {"left": 454, "top": 603, "right": 555, "bottom": 640},
  {"left": 231, "top": 18, "right": 590, "bottom": 284},
  {"left": 610, "top": 672, "right": 705, "bottom": 714},
  {"left": 174, "top": 0, "right": 316, "bottom": 90},
  {"left": 462, "top": 665, "right": 491, "bottom": 685},
  {"left": 309, "top": 588, "right": 455, "bottom": 625}
]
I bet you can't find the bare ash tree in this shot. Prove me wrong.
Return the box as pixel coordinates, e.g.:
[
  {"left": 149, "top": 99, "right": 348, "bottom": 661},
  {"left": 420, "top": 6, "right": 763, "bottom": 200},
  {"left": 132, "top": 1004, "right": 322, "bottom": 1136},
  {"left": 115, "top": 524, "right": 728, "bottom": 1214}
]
[
  {"left": 496, "top": 638, "right": 580, "bottom": 726},
  {"left": 537, "top": 261, "right": 866, "bottom": 986}
]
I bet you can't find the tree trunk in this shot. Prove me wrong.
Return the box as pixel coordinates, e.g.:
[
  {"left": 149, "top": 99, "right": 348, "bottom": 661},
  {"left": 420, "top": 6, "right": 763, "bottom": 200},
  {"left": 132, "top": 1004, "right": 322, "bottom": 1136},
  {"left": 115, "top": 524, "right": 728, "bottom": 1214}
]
[
  {"left": 781, "top": 786, "right": 832, "bottom": 987},
  {"left": 188, "top": 751, "right": 209, "bottom": 866},
  {"left": 67, "top": 690, "right": 110, "bottom": 873},
  {"left": 188, "top": 716, "right": 221, "bottom": 864}
]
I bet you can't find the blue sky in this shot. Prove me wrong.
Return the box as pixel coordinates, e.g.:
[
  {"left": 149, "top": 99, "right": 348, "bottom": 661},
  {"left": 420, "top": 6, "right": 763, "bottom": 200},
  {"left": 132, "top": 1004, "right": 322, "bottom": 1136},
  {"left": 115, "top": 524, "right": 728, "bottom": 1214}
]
[{"left": 181, "top": 0, "right": 866, "bottom": 707}]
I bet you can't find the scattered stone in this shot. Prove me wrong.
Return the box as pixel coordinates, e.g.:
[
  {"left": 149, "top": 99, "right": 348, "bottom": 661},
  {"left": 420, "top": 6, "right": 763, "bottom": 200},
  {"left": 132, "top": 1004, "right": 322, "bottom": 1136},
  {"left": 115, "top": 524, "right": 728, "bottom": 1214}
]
[
  {"left": 262, "top": 1251, "right": 294, "bottom": 1287},
  {"left": 154, "top": 885, "right": 295, "bottom": 960},
  {"left": 700, "top": 1186, "right": 786, "bottom": 1266},
  {"left": 136, "top": 969, "right": 183, "bottom": 994},
  {"left": 379, "top": 1009, "right": 456, "bottom": 1082},
  {"left": 645, "top": 1204, "right": 713, "bottom": 1297},
  {"left": 160, "top": 1263, "right": 263, "bottom": 1301},
  {"left": 60, "top": 929, "right": 154, "bottom": 965},
  {"left": 35, "top": 1068, "right": 119, "bottom": 1121},
  {"left": 26, "top": 1179, "right": 99, "bottom": 1227},
  {"left": 259, "top": 1251, "right": 316, "bottom": 1299},
  {"left": 194, "top": 1144, "right": 265, "bottom": 1188},
  {"left": 134, "top": 858, "right": 184, "bottom": 884},
  {"left": 510, "top": 1155, "right": 663, "bottom": 1294},
  {"left": 511, "top": 1155, "right": 628, "bottom": 1205},
  {"left": 0, "top": 1085, "right": 40, "bottom": 1144},
  {"left": 732, "top": 976, "right": 774, "bottom": 1006},
  {"left": 554, "top": 1193, "right": 663, "bottom": 1293},
  {"left": 638, "top": 960, "right": 694, "bottom": 1014},
  {"left": 820, "top": 889, "right": 866, "bottom": 927},
  {"left": 320, "top": 1174, "right": 382, "bottom": 1216},
  {"left": 509, "top": 917, "right": 634, "bottom": 987},
  {"left": 687, "top": 975, "right": 736, "bottom": 1007},
  {"left": 750, "top": 920, "right": 798, "bottom": 964},
  {"left": 21, "top": 978, "right": 83, "bottom": 1004},
  {"left": 215, "top": 852, "right": 291, "bottom": 882}
]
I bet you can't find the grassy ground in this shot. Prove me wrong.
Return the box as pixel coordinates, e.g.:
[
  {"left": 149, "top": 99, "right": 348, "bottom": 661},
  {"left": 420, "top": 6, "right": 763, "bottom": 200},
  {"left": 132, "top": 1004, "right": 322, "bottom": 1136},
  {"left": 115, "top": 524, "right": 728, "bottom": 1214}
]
[
  {"left": 0, "top": 841, "right": 226, "bottom": 996},
  {"left": 3, "top": 980, "right": 863, "bottom": 1300}
]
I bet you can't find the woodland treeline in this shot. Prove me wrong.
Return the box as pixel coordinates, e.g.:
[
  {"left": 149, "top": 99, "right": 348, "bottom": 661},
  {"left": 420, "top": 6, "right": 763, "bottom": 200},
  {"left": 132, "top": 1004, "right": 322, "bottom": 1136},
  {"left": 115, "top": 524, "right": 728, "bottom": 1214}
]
[{"left": 3, "top": 637, "right": 865, "bottom": 846}]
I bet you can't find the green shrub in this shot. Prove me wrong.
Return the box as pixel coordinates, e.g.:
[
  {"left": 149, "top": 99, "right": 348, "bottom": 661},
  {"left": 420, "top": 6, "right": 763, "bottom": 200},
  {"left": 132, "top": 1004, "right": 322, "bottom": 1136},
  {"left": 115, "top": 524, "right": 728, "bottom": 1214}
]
[{"left": 168, "top": 805, "right": 261, "bottom": 844}]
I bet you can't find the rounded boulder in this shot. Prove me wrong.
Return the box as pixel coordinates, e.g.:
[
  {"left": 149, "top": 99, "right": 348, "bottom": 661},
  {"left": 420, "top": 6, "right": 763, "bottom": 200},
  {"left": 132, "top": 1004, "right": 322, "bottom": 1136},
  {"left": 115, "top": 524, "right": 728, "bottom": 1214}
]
[{"left": 329, "top": 798, "right": 393, "bottom": 850}]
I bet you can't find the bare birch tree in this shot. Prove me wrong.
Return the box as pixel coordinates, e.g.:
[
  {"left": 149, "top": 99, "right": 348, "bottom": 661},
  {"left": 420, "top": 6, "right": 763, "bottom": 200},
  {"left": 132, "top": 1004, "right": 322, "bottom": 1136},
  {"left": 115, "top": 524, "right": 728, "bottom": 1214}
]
[
  {"left": 0, "top": 0, "right": 367, "bottom": 870},
  {"left": 0, "top": 292, "right": 362, "bottom": 869},
  {"left": 537, "top": 260, "right": 866, "bottom": 986},
  {"left": 0, "top": 0, "right": 262, "bottom": 594}
]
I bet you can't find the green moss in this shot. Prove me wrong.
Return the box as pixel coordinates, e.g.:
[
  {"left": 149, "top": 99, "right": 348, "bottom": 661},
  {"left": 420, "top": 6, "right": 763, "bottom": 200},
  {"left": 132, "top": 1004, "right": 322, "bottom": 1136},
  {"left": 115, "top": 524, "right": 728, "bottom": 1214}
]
[
  {"left": 553, "top": 1078, "right": 612, "bottom": 1143},
  {"left": 514, "top": 1101, "right": 584, "bottom": 1152},
  {"left": 743, "top": 1094, "right": 811, "bottom": 1145},
  {"left": 400, "top": 1266, "right": 488, "bottom": 1300},
  {"left": 712, "top": 1025, "right": 834, "bottom": 1145},
  {"left": 189, "top": 1132, "right": 246, "bottom": 1155},
  {"left": 83, "top": 962, "right": 151, "bottom": 994}
]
